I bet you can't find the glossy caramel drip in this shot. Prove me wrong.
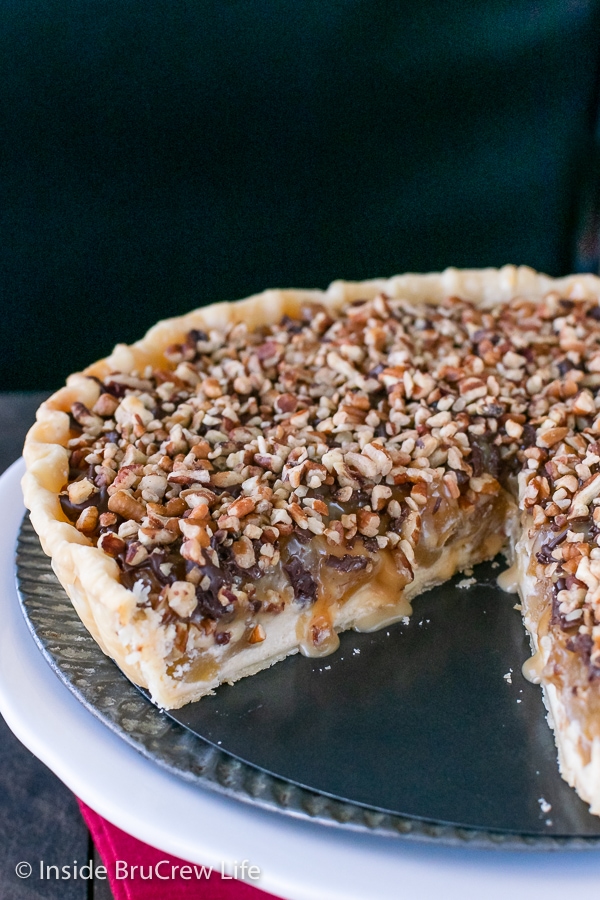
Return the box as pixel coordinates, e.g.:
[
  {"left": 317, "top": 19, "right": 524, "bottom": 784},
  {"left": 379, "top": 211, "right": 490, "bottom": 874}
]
[
  {"left": 298, "top": 610, "right": 341, "bottom": 658},
  {"left": 497, "top": 563, "right": 519, "bottom": 594},
  {"left": 521, "top": 606, "right": 550, "bottom": 685},
  {"left": 350, "top": 551, "right": 413, "bottom": 632},
  {"left": 522, "top": 650, "right": 544, "bottom": 685}
]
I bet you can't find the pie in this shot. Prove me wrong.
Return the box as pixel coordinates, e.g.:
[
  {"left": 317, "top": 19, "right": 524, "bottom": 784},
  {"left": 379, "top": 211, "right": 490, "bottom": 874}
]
[{"left": 21, "top": 265, "right": 600, "bottom": 815}]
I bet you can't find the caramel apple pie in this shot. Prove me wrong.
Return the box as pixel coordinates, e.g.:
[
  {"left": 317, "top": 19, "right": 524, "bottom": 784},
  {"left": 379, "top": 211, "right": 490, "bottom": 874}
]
[{"left": 22, "top": 266, "right": 600, "bottom": 814}]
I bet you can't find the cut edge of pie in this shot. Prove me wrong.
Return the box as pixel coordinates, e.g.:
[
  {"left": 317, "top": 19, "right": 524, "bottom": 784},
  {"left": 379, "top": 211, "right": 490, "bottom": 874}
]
[
  {"left": 21, "top": 264, "right": 600, "bottom": 816},
  {"left": 511, "top": 526, "right": 600, "bottom": 814}
]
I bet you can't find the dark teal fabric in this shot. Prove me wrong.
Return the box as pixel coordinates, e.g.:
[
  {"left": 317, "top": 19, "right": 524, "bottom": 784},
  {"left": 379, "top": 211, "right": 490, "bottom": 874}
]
[{"left": 1, "top": 1, "right": 600, "bottom": 388}]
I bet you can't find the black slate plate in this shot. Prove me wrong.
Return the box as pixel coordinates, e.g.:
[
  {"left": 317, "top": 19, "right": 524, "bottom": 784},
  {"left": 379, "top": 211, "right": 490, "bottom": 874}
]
[{"left": 15, "top": 516, "right": 600, "bottom": 846}]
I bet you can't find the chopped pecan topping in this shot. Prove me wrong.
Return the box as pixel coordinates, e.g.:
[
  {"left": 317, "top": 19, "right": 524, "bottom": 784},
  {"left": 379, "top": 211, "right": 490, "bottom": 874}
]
[{"left": 59, "top": 287, "right": 600, "bottom": 667}]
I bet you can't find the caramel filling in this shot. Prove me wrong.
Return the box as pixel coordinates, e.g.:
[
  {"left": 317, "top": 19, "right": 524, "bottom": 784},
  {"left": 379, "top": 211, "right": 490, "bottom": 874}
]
[{"left": 167, "top": 481, "right": 511, "bottom": 680}]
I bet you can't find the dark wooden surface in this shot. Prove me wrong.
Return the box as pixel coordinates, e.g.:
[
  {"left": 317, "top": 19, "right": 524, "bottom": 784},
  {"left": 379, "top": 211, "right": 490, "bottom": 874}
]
[{"left": 0, "top": 392, "right": 115, "bottom": 899}]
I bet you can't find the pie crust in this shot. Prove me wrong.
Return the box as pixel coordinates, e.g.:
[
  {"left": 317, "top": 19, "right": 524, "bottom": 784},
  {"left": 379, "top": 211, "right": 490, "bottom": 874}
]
[{"left": 22, "top": 264, "right": 600, "bottom": 816}]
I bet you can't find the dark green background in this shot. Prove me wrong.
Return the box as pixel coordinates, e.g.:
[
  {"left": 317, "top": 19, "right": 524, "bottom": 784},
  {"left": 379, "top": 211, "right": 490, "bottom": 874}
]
[{"left": 2, "top": 1, "right": 600, "bottom": 389}]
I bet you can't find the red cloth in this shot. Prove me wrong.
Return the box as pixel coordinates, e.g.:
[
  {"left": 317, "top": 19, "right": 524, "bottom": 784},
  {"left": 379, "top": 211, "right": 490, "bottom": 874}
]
[{"left": 78, "top": 800, "right": 281, "bottom": 900}]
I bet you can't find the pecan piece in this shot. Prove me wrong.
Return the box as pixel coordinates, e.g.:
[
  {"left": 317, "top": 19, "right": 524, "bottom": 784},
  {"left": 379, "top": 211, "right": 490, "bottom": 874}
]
[
  {"left": 232, "top": 536, "right": 256, "bottom": 569},
  {"left": 248, "top": 624, "right": 266, "bottom": 644},
  {"left": 98, "top": 532, "right": 126, "bottom": 558},
  {"left": 108, "top": 490, "right": 146, "bottom": 523},
  {"left": 75, "top": 506, "right": 98, "bottom": 535}
]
